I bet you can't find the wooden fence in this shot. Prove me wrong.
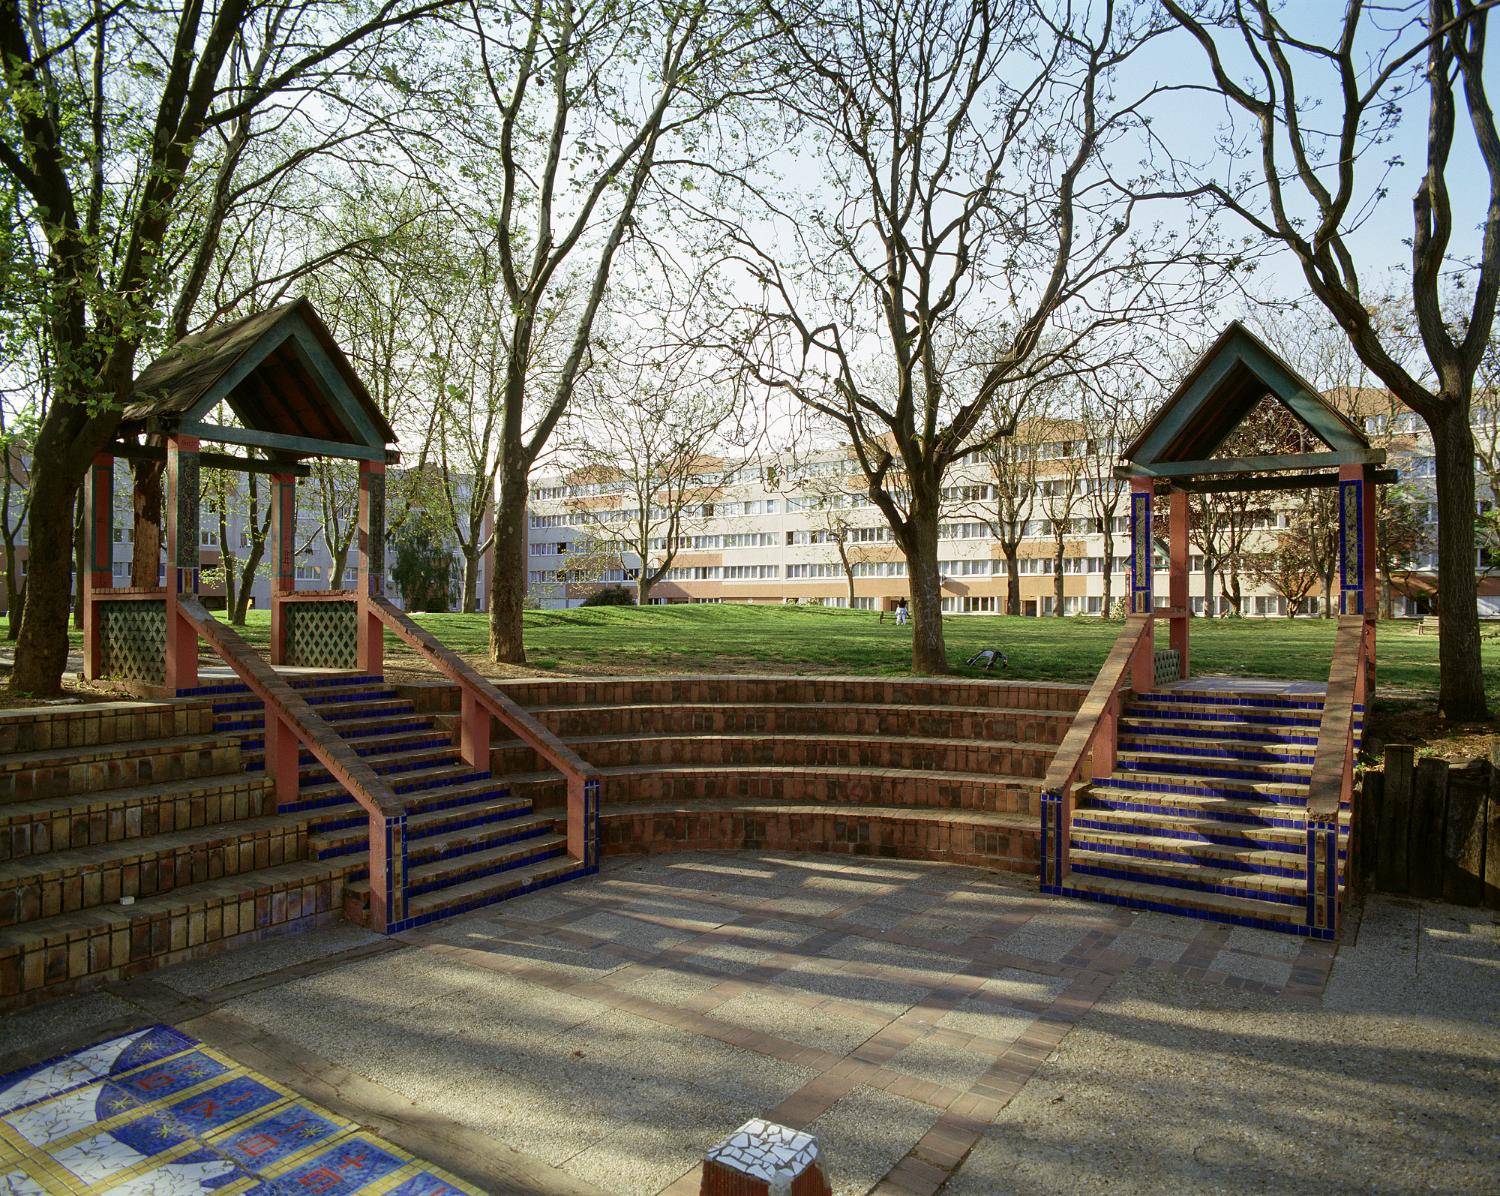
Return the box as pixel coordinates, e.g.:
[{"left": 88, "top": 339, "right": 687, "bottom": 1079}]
[{"left": 1355, "top": 741, "right": 1500, "bottom": 906}]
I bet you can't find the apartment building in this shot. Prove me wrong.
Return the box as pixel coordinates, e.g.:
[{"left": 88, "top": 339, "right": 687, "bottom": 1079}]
[{"left": 525, "top": 401, "right": 1500, "bottom": 618}]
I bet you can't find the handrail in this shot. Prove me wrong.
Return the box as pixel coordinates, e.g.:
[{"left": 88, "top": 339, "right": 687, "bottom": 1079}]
[
  {"left": 1041, "top": 614, "right": 1153, "bottom": 797},
  {"left": 370, "top": 596, "right": 601, "bottom": 868},
  {"left": 178, "top": 597, "right": 404, "bottom": 819},
  {"left": 1303, "top": 612, "right": 1372, "bottom": 937},
  {"left": 1038, "top": 614, "right": 1154, "bottom": 893},
  {"left": 178, "top": 596, "right": 410, "bottom": 930},
  {"left": 1308, "top": 614, "right": 1371, "bottom": 819}
]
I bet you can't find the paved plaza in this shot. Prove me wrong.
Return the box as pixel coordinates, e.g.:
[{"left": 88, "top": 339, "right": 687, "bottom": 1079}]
[{"left": 2, "top": 853, "right": 1497, "bottom": 1195}]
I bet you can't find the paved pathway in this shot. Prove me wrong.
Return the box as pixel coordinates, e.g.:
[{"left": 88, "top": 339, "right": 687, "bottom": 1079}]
[{"left": 1, "top": 853, "right": 1496, "bottom": 1195}]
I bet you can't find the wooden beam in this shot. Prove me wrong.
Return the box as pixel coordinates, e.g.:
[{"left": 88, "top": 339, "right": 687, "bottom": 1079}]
[
  {"left": 106, "top": 442, "right": 311, "bottom": 477},
  {"left": 1144, "top": 468, "right": 1400, "bottom": 495},
  {"left": 175, "top": 420, "right": 386, "bottom": 462}
]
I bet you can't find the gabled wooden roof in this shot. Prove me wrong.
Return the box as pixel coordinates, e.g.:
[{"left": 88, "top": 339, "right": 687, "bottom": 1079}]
[
  {"left": 123, "top": 299, "right": 396, "bottom": 462},
  {"left": 1118, "top": 321, "right": 1380, "bottom": 480}
]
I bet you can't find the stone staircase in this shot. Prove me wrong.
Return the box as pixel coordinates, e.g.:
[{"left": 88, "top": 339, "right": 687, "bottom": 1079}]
[
  {"left": 1057, "top": 687, "right": 1358, "bottom": 934},
  {"left": 486, "top": 676, "right": 1086, "bottom": 870},
  {"left": 0, "top": 702, "right": 355, "bottom": 1006},
  {"left": 204, "top": 674, "right": 577, "bottom": 928}
]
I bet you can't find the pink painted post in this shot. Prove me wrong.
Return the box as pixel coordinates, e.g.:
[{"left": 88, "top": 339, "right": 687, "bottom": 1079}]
[
  {"left": 459, "top": 689, "right": 490, "bottom": 770},
  {"left": 81, "top": 454, "right": 114, "bottom": 681},
  {"left": 164, "top": 435, "right": 201, "bottom": 692},
  {"left": 263, "top": 711, "right": 301, "bottom": 809},
  {"left": 357, "top": 459, "right": 386, "bottom": 676},
  {"left": 269, "top": 472, "right": 297, "bottom": 665},
  {"left": 1169, "top": 487, "right": 1190, "bottom": 678}
]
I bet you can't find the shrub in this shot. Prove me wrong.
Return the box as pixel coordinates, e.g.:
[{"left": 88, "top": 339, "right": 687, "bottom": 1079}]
[{"left": 581, "top": 585, "right": 635, "bottom": 606}]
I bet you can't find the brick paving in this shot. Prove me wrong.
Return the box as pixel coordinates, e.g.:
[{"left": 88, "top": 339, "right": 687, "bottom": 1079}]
[{"left": 1, "top": 851, "right": 1491, "bottom": 1195}]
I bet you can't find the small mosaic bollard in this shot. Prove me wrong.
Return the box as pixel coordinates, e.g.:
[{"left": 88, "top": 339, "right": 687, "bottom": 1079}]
[{"left": 700, "top": 1119, "right": 832, "bottom": 1196}]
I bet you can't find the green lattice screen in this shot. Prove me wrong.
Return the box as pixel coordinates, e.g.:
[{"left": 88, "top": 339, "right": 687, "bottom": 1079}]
[
  {"left": 284, "top": 601, "right": 358, "bottom": 669},
  {"left": 1153, "top": 648, "right": 1180, "bottom": 688},
  {"left": 99, "top": 601, "right": 167, "bottom": 683}
]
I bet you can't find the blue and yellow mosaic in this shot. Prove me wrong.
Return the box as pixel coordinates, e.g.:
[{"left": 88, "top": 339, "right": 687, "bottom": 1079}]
[{"left": 0, "top": 1026, "right": 481, "bottom": 1195}]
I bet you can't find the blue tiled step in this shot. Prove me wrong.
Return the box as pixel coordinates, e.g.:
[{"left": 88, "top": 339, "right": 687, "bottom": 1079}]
[
  {"left": 1069, "top": 849, "right": 1310, "bottom": 906},
  {"left": 242, "top": 731, "right": 455, "bottom": 772},
  {"left": 309, "top": 792, "right": 536, "bottom": 857},
  {"left": 1116, "top": 738, "right": 1318, "bottom": 766},
  {"left": 1130, "top": 691, "right": 1332, "bottom": 712},
  {"left": 1068, "top": 830, "right": 1309, "bottom": 878},
  {"left": 404, "top": 830, "right": 567, "bottom": 898},
  {"left": 1117, "top": 719, "right": 1322, "bottom": 746},
  {"left": 1094, "top": 770, "right": 1308, "bottom": 803},
  {"left": 1111, "top": 751, "right": 1312, "bottom": 786},
  {"left": 396, "top": 855, "right": 587, "bottom": 930},
  {"left": 1071, "top": 808, "right": 1348, "bottom": 852},
  {"left": 1052, "top": 875, "right": 1317, "bottom": 937}
]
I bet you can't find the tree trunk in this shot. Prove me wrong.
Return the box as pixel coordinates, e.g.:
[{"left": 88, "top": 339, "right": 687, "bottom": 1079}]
[
  {"left": 72, "top": 492, "right": 85, "bottom": 629},
  {"left": 1321, "top": 574, "right": 1334, "bottom": 619},
  {"left": 1003, "top": 543, "right": 1020, "bottom": 615},
  {"left": 1430, "top": 407, "right": 1489, "bottom": 719},
  {"left": 1099, "top": 528, "right": 1114, "bottom": 616},
  {"left": 903, "top": 498, "right": 947, "bottom": 674},
  {"left": 489, "top": 477, "right": 528, "bottom": 662},
  {"left": 11, "top": 467, "right": 79, "bottom": 695},
  {"left": 131, "top": 455, "right": 163, "bottom": 588},
  {"left": 1052, "top": 541, "right": 1065, "bottom": 617},
  {"left": 461, "top": 546, "right": 480, "bottom": 613},
  {"left": 1203, "top": 557, "right": 1215, "bottom": 618},
  {"left": 4, "top": 534, "right": 23, "bottom": 641},
  {"left": 231, "top": 540, "right": 266, "bottom": 624}
]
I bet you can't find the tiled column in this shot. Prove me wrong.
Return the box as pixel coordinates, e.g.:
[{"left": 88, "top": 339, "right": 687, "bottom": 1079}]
[
  {"left": 1337, "top": 464, "right": 1371, "bottom": 616},
  {"left": 357, "top": 459, "right": 385, "bottom": 676},
  {"left": 1128, "top": 477, "right": 1153, "bottom": 615},
  {"left": 1305, "top": 817, "right": 1340, "bottom": 937},
  {"left": 81, "top": 454, "right": 114, "bottom": 681},
  {"left": 164, "top": 435, "right": 200, "bottom": 692},
  {"left": 1168, "top": 487, "right": 1189, "bottom": 678},
  {"left": 1039, "top": 790, "right": 1067, "bottom": 892},
  {"left": 269, "top": 472, "right": 297, "bottom": 665},
  {"left": 365, "top": 811, "right": 407, "bottom": 933}
]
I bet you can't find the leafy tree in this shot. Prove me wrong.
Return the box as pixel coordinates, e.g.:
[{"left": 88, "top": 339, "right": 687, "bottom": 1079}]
[
  {"left": 1163, "top": 0, "right": 1500, "bottom": 718},
  {"left": 391, "top": 525, "right": 452, "bottom": 612}
]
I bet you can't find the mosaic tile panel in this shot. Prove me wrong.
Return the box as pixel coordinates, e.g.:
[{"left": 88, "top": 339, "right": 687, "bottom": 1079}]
[
  {"left": 1152, "top": 649, "right": 1180, "bottom": 688},
  {"left": 0, "top": 1026, "right": 481, "bottom": 1194},
  {"left": 97, "top": 600, "right": 167, "bottom": 684},
  {"left": 284, "top": 601, "right": 358, "bottom": 670}
]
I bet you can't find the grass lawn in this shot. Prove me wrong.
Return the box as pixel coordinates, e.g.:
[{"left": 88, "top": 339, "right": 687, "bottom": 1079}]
[
  {"left": 12, "top": 603, "right": 1495, "bottom": 755},
  {"left": 23, "top": 602, "right": 1497, "bottom": 698}
]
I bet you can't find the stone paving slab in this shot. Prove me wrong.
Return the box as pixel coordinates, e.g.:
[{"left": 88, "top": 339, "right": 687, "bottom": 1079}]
[{"left": 1, "top": 852, "right": 1497, "bottom": 1195}]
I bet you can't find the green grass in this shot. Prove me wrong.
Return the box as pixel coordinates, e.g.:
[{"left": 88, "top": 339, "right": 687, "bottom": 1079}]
[{"left": 33, "top": 602, "right": 1499, "bottom": 705}]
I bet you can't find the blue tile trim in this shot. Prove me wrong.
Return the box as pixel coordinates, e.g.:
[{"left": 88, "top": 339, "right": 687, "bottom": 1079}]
[
  {"left": 1071, "top": 837, "right": 1306, "bottom": 878},
  {"left": 1069, "top": 861, "right": 1304, "bottom": 906},
  {"left": 1056, "top": 885, "right": 1331, "bottom": 939}
]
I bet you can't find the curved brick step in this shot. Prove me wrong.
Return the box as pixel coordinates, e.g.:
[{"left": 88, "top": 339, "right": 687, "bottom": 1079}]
[
  {"left": 0, "top": 702, "right": 215, "bottom": 753},
  {"left": 489, "top": 733, "right": 1050, "bottom": 779},
  {"left": 598, "top": 800, "right": 1037, "bottom": 871},
  {"left": 0, "top": 856, "right": 357, "bottom": 1006},
  {"left": 0, "top": 814, "right": 310, "bottom": 926},
  {"left": 0, "top": 734, "right": 244, "bottom": 804},
  {"left": 573, "top": 763, "right": 1042, "bottom": 816},
  {"left": 0, "top": 773, "right": 275, "bottom": 860},
  {"left": 493, "top": 675, "right": 1088, "bottom": 713},
  {"left": 524, "top": 701, "right": 1074, "bottom": 744}
]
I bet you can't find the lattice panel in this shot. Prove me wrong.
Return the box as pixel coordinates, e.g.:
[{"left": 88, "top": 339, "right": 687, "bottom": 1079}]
[
  {"left": 1153, "top": 648, "right": 1180, "bottom": 688},
  {"left": 99, "top": 600, "right": 166, "bottom": 683},
  {"left": 285, "top": 600, "right": 358, "bottom": 669}
]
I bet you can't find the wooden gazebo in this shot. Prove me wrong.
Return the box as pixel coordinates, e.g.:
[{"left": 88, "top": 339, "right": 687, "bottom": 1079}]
[{"left": 83, "top": 299, "right": 399, "bottom": 694}]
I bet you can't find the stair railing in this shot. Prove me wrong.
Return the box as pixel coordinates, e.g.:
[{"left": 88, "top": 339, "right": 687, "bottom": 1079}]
[
  {"left": 176, "top": 596, "right": 414, "bottom": 931},
  {"left": 1304, "top": 613, "right": 1373, "bottom": 938},
  {"left": 1039, "top": 613, "right": 1156, "bottom": 894},
  {"left": 369, "top": 597, "right": 601, "bottom": 874}
]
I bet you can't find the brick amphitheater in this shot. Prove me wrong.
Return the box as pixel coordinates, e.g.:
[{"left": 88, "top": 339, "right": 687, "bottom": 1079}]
[{"left": 0, "top": 674, "right": 1086, "bottom": 1006}]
